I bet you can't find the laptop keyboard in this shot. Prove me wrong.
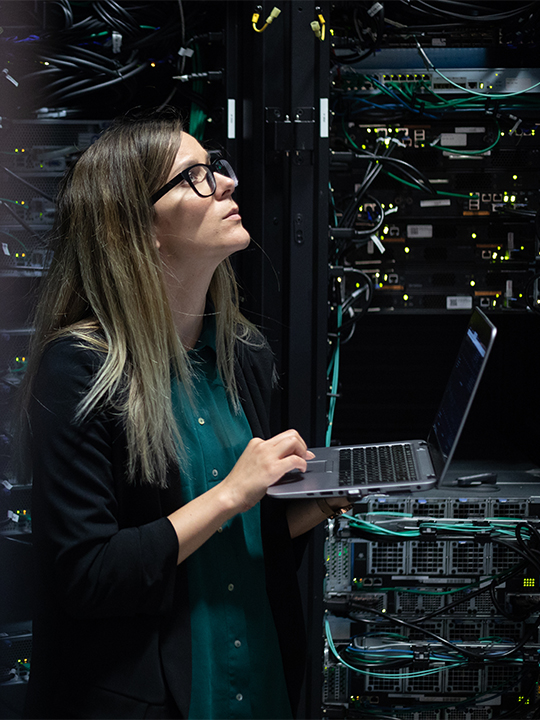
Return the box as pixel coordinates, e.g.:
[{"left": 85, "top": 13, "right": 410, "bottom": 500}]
[{"left": 339, "top": 444, "right": 418, "bottom": 486}]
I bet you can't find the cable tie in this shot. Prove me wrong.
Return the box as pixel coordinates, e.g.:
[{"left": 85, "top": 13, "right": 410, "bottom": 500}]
[
  {"left": 509, "top": 118, "right": 522, "bottom": 135},
  {"left": 2, "top": 68, "right": 18, "bottom": 87},
  {"left": 111, "top": 30, "right": 122, "bottom": 54},
  {"left": 389, "top": 136, "right": 406, "bottom": 148},
  {"left": 368, "top": 2, "right": 383, "bottom": 17},
  {"left": 370, "top": 234, "right": 385, "bottom": 254}
]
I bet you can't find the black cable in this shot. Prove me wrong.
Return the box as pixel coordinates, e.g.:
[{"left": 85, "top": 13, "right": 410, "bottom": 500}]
[
  {"left": 3, "top": 168, "right": 55, "bottom": 203},
  {"left": 44, "top": 53, "right": 119, "bottom": 76},
  {"left": 396, "top": 0, "right": 537, "bottom": 23},
  {"left": 345, "top": 605, "right": 479, "bottom": 659},
  {"left": 0, "top": 201, "right": 45, "bottom": 242},
  {"left": 51, "top": 61, "right": 144, "bottom": 102},
  {"left": 415, "top": 562, "right": 528, "bottom": 622},
  {"left": 106, "top": 0, "right": 139, "bottom": 31},
  {"left": 339, "top": 146, "right": 391, "bottom": 227},
  {"left": 64, "top": 44, "right": 119, "bottom": 69},
  {"left": 93, "top": 2, "right": 134, "bottom": 37}
]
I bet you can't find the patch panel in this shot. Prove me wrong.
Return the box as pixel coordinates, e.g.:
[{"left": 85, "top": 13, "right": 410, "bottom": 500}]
[
  {"left": 0, "top": 623, "right": 32, "bottom": 687},
  {"left": 323, "top": 649, "right": 539, "bottom": 716},
  {"left": 350, "top": 492, "right": 540, "bottom": 521}
]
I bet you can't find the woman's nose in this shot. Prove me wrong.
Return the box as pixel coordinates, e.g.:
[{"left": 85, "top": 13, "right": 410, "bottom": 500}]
[{"left": 214, "top": 172, "right": 236, "bottom": 198}]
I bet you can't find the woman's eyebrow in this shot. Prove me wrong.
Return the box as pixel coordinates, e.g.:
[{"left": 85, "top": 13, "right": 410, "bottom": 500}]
[{"left": 174, "top": 154, "right": 212, "bottom": 174}]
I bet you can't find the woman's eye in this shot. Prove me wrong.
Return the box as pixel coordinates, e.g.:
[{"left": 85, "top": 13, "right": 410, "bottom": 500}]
[{"left": 188, "top": 167, "right": 206, "bottom": 184}]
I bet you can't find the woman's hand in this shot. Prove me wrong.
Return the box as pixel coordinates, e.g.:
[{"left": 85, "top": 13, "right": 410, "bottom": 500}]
[
  {"left": 167, "top": 429, "right": 313, "bottom": 564},
  {"left": 220, "top": 429, "right": 314, "bottom": 513}
]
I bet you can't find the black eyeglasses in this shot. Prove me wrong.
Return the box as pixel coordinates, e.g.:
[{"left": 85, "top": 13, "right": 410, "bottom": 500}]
[{"left": 151, "top": 158, "right": 238, "bottom": 205}]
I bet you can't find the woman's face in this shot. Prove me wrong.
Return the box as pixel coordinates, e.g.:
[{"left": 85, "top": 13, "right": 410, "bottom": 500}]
[{"left": 153, "top": 133, "right": 250, "bottom": 268}]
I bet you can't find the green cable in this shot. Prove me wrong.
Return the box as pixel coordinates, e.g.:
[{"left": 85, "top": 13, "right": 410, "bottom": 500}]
[
  {"left": 325, "top": 618, "right": 467, "bottom": 678},
  {"left": 0, "top": 228, "right": 28, "bottom": 251},
  {"left": 431, "top": 124, "right": 501, "bottom": 156},
  {"left": 326, "top": 305, "right": 342, "bottom": 447},
  {"left": 385, "top": 170, "right": 473, "bottom": 199}
]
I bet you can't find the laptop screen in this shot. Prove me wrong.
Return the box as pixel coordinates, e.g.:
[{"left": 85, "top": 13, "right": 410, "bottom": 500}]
[{"left": 428, "top": 309, "right": 496, "bottom": 481}]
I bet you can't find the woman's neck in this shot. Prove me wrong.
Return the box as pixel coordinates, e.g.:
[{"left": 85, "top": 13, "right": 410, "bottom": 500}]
[{"left": 161, "top": 263, "right": 215, "bottom": 350}]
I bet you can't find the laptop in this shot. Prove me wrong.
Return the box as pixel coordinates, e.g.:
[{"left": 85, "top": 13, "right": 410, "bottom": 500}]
[{"left": 267, "top": 308, "right": 497, "bottom": 500}]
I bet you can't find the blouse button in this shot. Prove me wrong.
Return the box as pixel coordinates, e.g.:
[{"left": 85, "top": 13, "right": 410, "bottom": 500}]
[
  {"left": 212, "top": 468, "right": 218, "bottom": 478},
  {"left": 228, "top": 583, "right": 234, "bottom": 592},
  {"left": 198, "top": 417, "right": 205, "bottom": 425},
  {"left": 236, "top": 694, "right": 243, "bottom": 702},
  {"left": 234, "top": 640, "right": 241, "bottom": 648}
]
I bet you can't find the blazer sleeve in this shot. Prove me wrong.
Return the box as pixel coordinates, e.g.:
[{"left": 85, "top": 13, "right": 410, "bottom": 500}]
[{"left": 29, "top": 339, "right": 179, "bottom": 619}]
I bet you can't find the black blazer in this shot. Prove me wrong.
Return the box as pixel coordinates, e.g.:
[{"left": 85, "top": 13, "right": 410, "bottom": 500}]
[{"left": 25, "top": 337, "right": 307, "bottom": 719}]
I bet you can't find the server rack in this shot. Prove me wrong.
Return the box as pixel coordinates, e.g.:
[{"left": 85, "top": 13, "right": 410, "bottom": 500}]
[{"left": 2, "top": 2, "right": 540, "bottom": 719}]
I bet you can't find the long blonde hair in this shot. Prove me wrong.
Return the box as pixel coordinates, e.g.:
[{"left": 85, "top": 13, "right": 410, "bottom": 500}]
[{"left": 20, "top": 107, "right": 260, "bottom": 487}]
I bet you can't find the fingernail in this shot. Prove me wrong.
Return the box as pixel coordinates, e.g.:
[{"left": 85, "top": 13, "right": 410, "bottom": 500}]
[{"left": 307, "top": 451, "right": 316, "bottom": 460}]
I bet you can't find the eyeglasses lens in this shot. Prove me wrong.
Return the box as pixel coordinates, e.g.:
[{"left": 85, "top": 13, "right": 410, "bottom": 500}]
[{"left": 187, "top": 166, "right": 215, "bottom": 197}]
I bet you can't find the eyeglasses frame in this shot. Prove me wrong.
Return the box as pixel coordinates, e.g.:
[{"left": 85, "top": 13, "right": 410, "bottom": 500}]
[{"left": 150, "top": 157, "right": 237, "bottom": 205}]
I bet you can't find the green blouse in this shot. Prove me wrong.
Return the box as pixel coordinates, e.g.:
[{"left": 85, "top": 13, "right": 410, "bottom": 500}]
[{"left": 171, "top": 318, "right": 292, "bottom": 720}]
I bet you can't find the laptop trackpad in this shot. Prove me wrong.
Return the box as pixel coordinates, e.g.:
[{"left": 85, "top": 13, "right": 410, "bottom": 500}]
[
  {"left": 306, "top": 460, "right": 328, "bottom": 472},
  {"left": 276, "top": 459, "right": 332, "bottom": 484}
]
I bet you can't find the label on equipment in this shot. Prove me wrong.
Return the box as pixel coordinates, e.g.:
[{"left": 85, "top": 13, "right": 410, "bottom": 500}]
[
  {"left": 446, "top": 296, "right": 473, "bottom": 310},
  {"left": 420, "top": 199, "right": 451, "bottom": 208},
  {"left": 227, "top": 99, "right": 236, "bottom": 139},
  {"left": 440, "top": 133, "right": 467, "bottom": 146},
  {"left": 407, "top": 225, "right": 433, "bottom": 238},
  {"left": 455, "top": 127, "right": 485, "bottom": 133}
]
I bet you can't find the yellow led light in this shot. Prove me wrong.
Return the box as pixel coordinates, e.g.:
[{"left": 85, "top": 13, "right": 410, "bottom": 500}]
[
  {"left": 404, "top": 247, "right": 410, "bottom": 254},
  {"left": 513, "top": 174, "right": 518, "bottom": 180},
  {"left": 470, "top": 280, "right": 476, "bottom": 287},
  {"left": 471, "top": 233, "right": 477, "bottom": 239},
  {"left": 403, "top": 294, "right": 409, "bottom": 301}
]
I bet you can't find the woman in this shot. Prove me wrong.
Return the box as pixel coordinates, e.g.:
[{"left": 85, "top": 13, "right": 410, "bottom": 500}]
[{"left": 20, "top": 107, "right": 350, "bottom": 719}]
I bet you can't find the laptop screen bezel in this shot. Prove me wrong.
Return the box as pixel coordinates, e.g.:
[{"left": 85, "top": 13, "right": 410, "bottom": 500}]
[{"left": 427, "top": 307, "right": 497, "bottom": 484}]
